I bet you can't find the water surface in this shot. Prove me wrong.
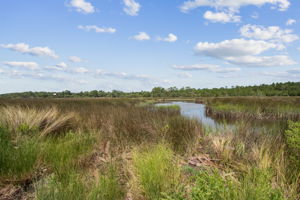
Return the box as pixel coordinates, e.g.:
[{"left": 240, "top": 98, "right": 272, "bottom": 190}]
[{"left": 156, "top": 101, "right": 217, "bottom": 127}]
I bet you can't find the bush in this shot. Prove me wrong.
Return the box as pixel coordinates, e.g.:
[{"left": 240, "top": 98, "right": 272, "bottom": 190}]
[
  {"left": 191, "top": 170, "right": 238, "bottom": 200},
  {"left": 284, "top": 121, "right": 300, "bottom": 164}
]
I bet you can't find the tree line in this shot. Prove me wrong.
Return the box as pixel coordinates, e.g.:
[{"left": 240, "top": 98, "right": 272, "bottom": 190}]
[{"left": 1, "top": 82, "right": 300, "bottom": 98}]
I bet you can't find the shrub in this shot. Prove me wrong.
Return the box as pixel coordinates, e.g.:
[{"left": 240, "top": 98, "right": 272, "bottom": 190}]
[
  {"left": 284, "top": 121, "right": 300, "bottom": 165},
  {"left": 191, "top": 170, "right": 238, "bottom": 200},
  {"left": 239, "top": 168, "right": 285, "bottom": 200}
]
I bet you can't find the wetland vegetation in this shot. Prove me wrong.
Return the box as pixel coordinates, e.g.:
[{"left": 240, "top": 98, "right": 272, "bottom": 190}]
[{"left": 0, "top": 95, "right": 299, "bottom": 199}]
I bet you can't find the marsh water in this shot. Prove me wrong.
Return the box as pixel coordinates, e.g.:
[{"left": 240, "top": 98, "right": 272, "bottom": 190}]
[
  {"left": 156, "top": 101, "right": 218, "bottom": 127},
  {"left": 156, "top": 101, "right": 285, "bottom": 132}
]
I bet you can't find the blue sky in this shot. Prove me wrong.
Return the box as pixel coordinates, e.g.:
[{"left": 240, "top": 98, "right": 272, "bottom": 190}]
[{"left": 0, "top": 0, "right": 300, "bottom": 93}]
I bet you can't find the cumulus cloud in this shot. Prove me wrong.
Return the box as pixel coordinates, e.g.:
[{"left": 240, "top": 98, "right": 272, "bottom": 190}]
[
  {"left": 96, "top": 70, "right": 152, "bottom": 81},
  {"left": 45, "top": 62, "right": 68, "bottom": 71},
  {"left": 158, "top": 33, "right": 178, "bottom": 42},
  {"left": 173, "top": 64, "right": 241, "bottom": 73},
  {"left": 194, "top": 38, "right": 296, "bottom": 67},
  {"left": 69, "top": 0, "right": 95, "bottom": 14},
  {"left": 78, "top": 25, "right": 116, "bottom": 33},
  {"left": 69, "top": 56, "right": 83, "bottom": 63},
  {"left": 226, "top": 55, "right": 296, "bottom": 67},
  {"left": 203, "top": 11, "right": 240, "bottom": 23},
  {"left": 194, "top": 39, "right": 282, "bottom": 58},
  {"left": 3, "top": 61, "right": 39, "bottom": 70},
  {"left": 180, "top": 0, "right": 290, "bottom": 12},
  {"left": 133, "top": 32, "right": 150, "bottom": 41},
  {"left": 286, "top": 19, "right": 296, "bottom": 26},
  {"left": 1, "top": 43, "right": 58, "bottom": 58},
  {"left": 240, "top": 24, "right": 298, "bottom": 43},
  {"left": 123, "top": 0, "right": 141, "bottom": 16}
]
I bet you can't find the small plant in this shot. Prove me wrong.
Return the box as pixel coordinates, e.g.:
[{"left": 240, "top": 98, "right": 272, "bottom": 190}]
[
  {"left": 132, "top": 143, "right": 180, "bottom": 200},
  {"left": 191, "top": 170, "right": 238, "bottom": 200}
]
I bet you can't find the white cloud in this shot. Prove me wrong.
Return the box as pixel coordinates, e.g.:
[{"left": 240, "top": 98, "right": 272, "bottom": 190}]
[
  {"left": 173, "top": 64, "right": 241, "bottom": 73},
  {"left": 203, "top": 11, "right": 240, "bottom": 23},
  {"left": 45, "top": 62, "right": 68, "bottom": 71},
  {"left": 180, "top": 0, "right": 290, "bottom": 12},
  {"left": 225, "top": 55, "right": 296, "bottom": 67},
  {"left": 69, "top": 56, "right": 83, "bottom": 63},
  {"left": 286, "top": 19, "right": 296, "bottom": 26},
  {"left": 73, "top": 67, "right": 89, "bottom": 73},
  {"left": 3, "top": 61, "right": 39, "bottom": 70},
  {"left": 194, "top": 39, "right": 295, "bottom": 67},
  {"left": 158, "top": 33, "right": 178, "bottom": 42},
  {"left": 240, "top": 24, "right": 298, "bottom": 43},
  {"left": 133, "top": 32, "right": 150, "bottom": 41},
  {"left": 177, "top": 72, "right": 193, "bottom": 78},
  {"left": 69, "top": 0, "right": 95, "bottom": 14},
  {"left": 78, "top": 25, "right": 116, "bottom": 33},
  {"left": 287, "top": 68, "right": 300, "bottom": 73},
  {"left": 123, "top": 0, "right": 141, "bottom": 16},
  {"left": 96, "top": 70, "right": 151, "bottom": 81},
  {"left": 1, "top": 43, "right": 58, "bottom": 58},
  {"left": 194, "top": 39, "right": 282, "bottom": 59},
  {"left": 251, "top": 12, "right": 259, "bottom": 19},
  {"left": 263, "top": 70, "right": 300, "bottom": 79}
]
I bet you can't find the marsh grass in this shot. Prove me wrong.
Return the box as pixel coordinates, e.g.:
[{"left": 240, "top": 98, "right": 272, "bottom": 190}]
[
  {"left": 131, "top": 143, "right": 180, "bottom": 200},
  {"left": 0, "top": 98, "right": 299, "bottom": 199},
  {"left": 0, "top": 127, "right": 39, "bottom": 181}
]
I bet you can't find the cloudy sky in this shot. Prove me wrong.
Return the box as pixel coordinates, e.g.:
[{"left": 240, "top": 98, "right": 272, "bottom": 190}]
[{"left": 1, "top": 0, "right": 300, "bottom": 93}]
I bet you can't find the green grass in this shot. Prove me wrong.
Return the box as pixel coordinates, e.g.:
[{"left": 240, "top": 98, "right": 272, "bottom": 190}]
[
  {"left": 0, "top": 127, "right": 39, "bottom": 180},
  {"left": 132, "top": 143, "right": 180, "bottom": 200},
  {"left": 88, "top": 164, "right": 124, "bottom": 200},
  {"left": 41, "top": 132, "right": 95, "bottom": 174},
  {"left": 0, "top": 98, "right": 299, "bottom": 199},
  {"left": 156, "top": 104, "right": 181, "bottom": 111}
]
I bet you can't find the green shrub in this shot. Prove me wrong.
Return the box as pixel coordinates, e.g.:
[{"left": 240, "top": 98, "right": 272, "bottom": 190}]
[
  {"left": 284, "top": 121, "right": 300, "bottom": 165},
  {"left": 132, "top": 143, "right": 180, "bottom": 200},
  {"left": 191, "top": 170, "right": 238, "bottom": 200},
  {"left": 239, "top": 168, "right": 285, "bottom": 200}
]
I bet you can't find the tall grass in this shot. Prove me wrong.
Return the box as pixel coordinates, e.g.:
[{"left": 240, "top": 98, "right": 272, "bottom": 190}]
[
  {"left": 0, "top": 98, "right": 299, "bottom": 199},
  {"left": 0, "top": 106, "right": 76, "bottom": 138},
  {"left": 131, "top": 143, "right": 180, "bottom": 200}
]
